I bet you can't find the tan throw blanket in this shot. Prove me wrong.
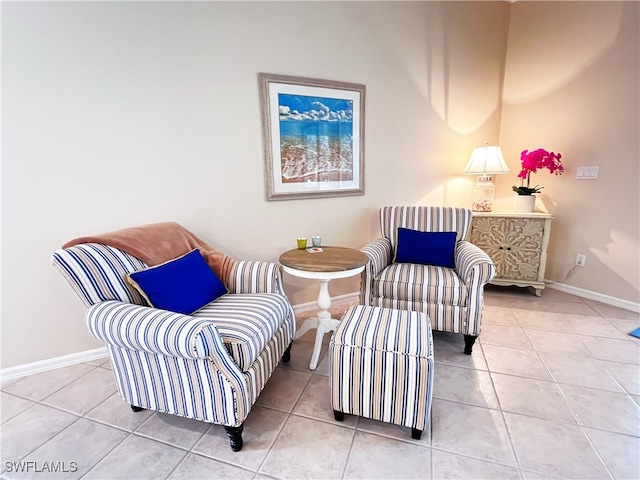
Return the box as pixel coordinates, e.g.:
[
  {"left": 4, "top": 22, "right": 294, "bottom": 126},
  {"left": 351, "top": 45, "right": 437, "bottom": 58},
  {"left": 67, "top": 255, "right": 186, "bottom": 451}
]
[{"left": 62, "top": 222, "right": 234, "bottom": 282}]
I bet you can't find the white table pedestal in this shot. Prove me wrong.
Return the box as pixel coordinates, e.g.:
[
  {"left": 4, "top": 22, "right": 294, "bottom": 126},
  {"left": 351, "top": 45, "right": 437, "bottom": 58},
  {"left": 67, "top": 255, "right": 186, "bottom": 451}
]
[{"left": 283, "top": 266, "right": 365, "bottom": 370}]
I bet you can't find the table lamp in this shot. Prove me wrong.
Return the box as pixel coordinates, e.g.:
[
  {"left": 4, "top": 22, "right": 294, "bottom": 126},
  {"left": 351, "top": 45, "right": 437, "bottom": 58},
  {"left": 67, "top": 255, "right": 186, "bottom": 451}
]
[{"left": 462, "top": 144, "right": 511, "bottom": 212}]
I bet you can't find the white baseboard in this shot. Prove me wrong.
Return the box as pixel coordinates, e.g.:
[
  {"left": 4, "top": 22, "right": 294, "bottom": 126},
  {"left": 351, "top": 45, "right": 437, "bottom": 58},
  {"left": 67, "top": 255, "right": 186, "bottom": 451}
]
[
  {"left": 1, "top": 293, "right": 362, "bottom": 382},
  {"left": 1, "top": 347, "right": 108, "bottom": 382},
  {"left": 546, "top": 282, "right": 640, "bottom": 313}
]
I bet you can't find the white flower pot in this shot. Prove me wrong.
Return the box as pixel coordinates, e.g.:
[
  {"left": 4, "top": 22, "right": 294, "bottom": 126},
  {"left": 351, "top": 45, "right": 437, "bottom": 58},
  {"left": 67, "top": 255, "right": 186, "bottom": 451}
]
[{"left": 514, "top": 194, "right": 536, "bottom": 213}]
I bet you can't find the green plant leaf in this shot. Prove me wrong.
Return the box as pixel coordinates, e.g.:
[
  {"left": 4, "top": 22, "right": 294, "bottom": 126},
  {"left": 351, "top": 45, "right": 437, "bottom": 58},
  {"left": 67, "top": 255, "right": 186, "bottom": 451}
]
[{"left": 512, "top": 185, "right": 542, "bottom": 195}]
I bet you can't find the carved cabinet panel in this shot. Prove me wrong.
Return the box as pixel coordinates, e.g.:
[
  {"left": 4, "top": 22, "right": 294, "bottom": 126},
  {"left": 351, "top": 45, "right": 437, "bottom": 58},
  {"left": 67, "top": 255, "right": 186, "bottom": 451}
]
[{"left": 469, "top": 212, "right": 553, "bottom": 296}]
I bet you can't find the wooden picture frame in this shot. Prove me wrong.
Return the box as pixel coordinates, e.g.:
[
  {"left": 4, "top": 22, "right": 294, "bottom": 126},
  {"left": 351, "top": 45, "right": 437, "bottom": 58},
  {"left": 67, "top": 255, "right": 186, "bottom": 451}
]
[{"left": 259, "top": 73, "right": 365, "bottom": 200}]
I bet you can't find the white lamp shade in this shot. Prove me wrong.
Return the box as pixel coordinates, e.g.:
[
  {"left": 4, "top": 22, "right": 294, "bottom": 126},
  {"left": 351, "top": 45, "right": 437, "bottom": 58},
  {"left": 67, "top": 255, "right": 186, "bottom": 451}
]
[{"left": 463, "top": 145, "right": 511, "bottom": 175}]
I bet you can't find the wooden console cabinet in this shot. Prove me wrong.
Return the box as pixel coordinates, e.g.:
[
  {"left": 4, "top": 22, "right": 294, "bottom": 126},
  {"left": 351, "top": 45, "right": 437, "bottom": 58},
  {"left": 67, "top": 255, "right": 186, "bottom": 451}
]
[{"left": 468, "top": 212, "right": 553, "bottom": 296}]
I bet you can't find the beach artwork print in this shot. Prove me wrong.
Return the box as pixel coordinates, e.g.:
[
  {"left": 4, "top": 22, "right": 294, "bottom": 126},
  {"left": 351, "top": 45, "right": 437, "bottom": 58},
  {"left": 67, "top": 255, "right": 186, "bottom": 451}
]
[
  {"left": 260, "top": 74, "right": 365, "bottom": 200},
  {"left": 278, "top": 94, "right": 354, "bottom": 184}
]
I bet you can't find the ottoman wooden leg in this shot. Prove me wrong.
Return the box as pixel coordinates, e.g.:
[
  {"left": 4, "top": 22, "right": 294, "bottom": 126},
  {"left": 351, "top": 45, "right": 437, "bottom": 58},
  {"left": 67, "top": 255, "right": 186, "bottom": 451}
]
[
  {"left": 411, "top": 428, "right": 422, "bottom": 440},
  {"left": 333, "top": 410, "right": 345, "bottom": 422}
]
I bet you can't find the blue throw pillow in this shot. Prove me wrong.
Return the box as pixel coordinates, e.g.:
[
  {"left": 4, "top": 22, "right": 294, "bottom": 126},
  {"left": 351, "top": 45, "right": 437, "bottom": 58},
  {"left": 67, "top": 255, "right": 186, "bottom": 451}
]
[
  {"left": 127, "top": 249, "right": 228, "bottom": 315},
  {"left": 394, "top": 228, "right": 457, "bottom": 268}
]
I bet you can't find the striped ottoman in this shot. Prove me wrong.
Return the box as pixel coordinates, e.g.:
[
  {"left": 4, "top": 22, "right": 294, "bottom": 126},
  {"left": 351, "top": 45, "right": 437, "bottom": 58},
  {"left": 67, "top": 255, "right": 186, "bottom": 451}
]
[{"left": 329, "top": 305, "right": 434, "bottom": 439}]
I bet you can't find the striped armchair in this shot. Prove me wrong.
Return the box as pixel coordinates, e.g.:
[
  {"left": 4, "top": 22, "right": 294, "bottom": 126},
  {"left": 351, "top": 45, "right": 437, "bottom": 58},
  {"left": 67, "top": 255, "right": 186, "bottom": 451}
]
[
  {"left": 51, "top": 240, "right": 295, "bottom": 452},
  {"left": 360, "top": 206, "right": 495, "bottom": 354}
]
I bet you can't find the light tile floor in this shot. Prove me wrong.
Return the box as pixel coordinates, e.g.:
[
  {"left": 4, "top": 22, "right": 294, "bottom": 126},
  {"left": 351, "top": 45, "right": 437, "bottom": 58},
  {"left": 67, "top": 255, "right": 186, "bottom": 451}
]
[{"left": 2, "top": 286, "right": 639, "bottom": 479}]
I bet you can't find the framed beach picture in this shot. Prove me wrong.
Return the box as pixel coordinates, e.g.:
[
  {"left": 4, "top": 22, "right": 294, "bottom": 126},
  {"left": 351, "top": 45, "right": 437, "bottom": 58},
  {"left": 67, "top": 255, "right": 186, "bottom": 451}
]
[{"left": 259, "top": 73, "right": 365, "bottom": 200}]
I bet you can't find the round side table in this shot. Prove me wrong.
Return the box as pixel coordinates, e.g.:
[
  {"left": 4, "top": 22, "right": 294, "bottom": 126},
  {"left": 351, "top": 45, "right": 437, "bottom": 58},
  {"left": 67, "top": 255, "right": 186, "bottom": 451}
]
[{"left": 279, "top": 246, "right": 368, "bottom": 370}]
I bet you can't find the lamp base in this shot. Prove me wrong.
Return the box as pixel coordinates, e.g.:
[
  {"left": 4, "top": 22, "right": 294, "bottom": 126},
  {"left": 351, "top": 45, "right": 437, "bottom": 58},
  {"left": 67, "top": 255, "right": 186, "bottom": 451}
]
[
  {"left": 472, "top": 200, "right": 493, "bottom": 212},
  {"left": 471, "top": 175, "right": 495, "bottom": 212}
]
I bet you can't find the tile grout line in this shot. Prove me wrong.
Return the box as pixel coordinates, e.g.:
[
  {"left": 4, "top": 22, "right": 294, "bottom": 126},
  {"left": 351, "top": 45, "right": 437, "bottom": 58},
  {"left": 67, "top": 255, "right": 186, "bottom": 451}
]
[
  {"left": 258, "top": 367, "right": 321, "bottom": 477},
  {"left": 494, "top": 317, "right": 623, "bottom": 479},
  {"left": 253, "top": 411, "right": 296, "bottom": 478},
  {"left": 0, "top": 391, "right": 38, "bottom": 425},
  {"left": 2, "top": 364, "right": 101, "bottom": 406},
  {"left": 10, "top": 414, "right": 84, "bottom": 465},
  {"left": 161, "top": 422, "right": 213, "bottom": 480},
  {"left": 3, "top": 372, "right": 155, "bottom": 479},
  {"left": 580, "top": 428, "right": 619, "bottom": 480},
  {"left": 473, "top": 338, "right": 523, "bottom": 475},
  {"left": 429, "top": 444, "right": 530, "bottom": 475},
  {"left": 339, "top": 420, "right": 358, "bottom": 480},
  {"left": 77, "top": 431, "right": 135, "bottom": 480}
]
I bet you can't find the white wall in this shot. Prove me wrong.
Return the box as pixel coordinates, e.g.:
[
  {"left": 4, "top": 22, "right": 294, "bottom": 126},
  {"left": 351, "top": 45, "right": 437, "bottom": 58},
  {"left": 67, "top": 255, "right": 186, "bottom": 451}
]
[
  {"left": 498, "top": 1, "right": 640, "bottom": 303},
  {"left": 1, "top": 1, "right": 510, "bottom": 367}
]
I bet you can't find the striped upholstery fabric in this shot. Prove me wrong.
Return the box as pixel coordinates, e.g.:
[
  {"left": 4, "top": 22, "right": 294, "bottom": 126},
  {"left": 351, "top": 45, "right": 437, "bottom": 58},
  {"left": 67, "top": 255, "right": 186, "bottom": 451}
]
[
  {"left": 193, "top": 293, "right": 292, "bottom": 371},
  {"left": 360, "top": 238, "right": 392, "bottom": 308},
  {"left": 228, "top": 260, "right": 285, "bottom": 296},
  {"left": 455, "top": 241, "right": 496, "bottom": 334},
  {"left": 380, "top": 206, "right": 472, "bottom": 251},
  {"left": 330, "top": 305, "right": 434, "bottom": 431},
  {"left": 373, "top": 298, "right": 465, "bottom": 334},
  {"left": 53, "top": 241, "right": 295, "bottom": 434},
  {"left": 360, "top": 207, "right": 496, "bottom": 337},
  {"left": 107, "top": 321, "right": 291, "bottom": 426},
  {"left": 87, "top": 301, "right": 218, "bottom": 359},
  {"left": 373, "top": 263, "right": 467, "bottom": 306},
  {"left": 51, "top": 243, "right": 147, "bottom": 307}
]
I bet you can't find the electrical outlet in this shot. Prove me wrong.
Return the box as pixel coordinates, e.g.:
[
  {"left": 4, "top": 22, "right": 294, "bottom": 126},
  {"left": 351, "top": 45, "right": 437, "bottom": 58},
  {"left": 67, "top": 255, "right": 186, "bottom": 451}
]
[{"left": 575, "top": 254, "right": 586, "bottom": 267}]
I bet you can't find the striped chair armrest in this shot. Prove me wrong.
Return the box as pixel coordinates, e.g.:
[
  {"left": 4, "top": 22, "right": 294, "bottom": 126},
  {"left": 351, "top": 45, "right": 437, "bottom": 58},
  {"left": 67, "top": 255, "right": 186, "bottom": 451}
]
[
  {"left": 227, "top": 260, "right": 284, "bottom": 295},
  {"left": 454, "top": 241, "right": 496, "bottom": 287},
  {"left": 360, "top": 238, "right": 392, "bottom": 305},
  {"left": 361, "top": 238, "right": 392, "bottom": 276},
  {"left": 455, "top": 241, "right": 496, "bottom": 335},
  {"left": 86, "top": 301, "right": 243, "bottom": 379}
]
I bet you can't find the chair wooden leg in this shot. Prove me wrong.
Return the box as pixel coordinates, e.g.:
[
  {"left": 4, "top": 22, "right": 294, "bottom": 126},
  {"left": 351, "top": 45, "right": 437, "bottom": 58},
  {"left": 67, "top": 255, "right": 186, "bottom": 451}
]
[
  {"left": 282, "top": 343, "right": 292, "bottom": 363},
  {"left": 411, "top": 428, "right": 422, "bottom": 440},
  {"left": 333, "top": 410, "right": 345, "bottom": 421},
  {"left": 130, "top": 405, "right": 145, "bottom": 413},
  {"left": 224, "top": 425, "right": 244, "bottom": 452},
  {"left": 463, "top": 335, "right": 477, "bottom": 355}
]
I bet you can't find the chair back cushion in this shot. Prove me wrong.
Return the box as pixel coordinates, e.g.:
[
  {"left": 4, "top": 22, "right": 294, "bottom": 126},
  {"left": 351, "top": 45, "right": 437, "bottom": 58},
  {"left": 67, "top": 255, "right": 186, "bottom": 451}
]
[
  {"left": 51, "top": 243, "right": 148, "bottom": 307},
  {"left": 380, "top": 206, "right": 472, "bottom": 252}
]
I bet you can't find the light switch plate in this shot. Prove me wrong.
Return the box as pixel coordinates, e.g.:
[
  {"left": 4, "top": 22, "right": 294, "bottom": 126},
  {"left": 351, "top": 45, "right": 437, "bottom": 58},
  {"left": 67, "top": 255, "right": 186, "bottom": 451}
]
[{"left": 576, "top": 166, "right": 599, "bottom": 179}]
